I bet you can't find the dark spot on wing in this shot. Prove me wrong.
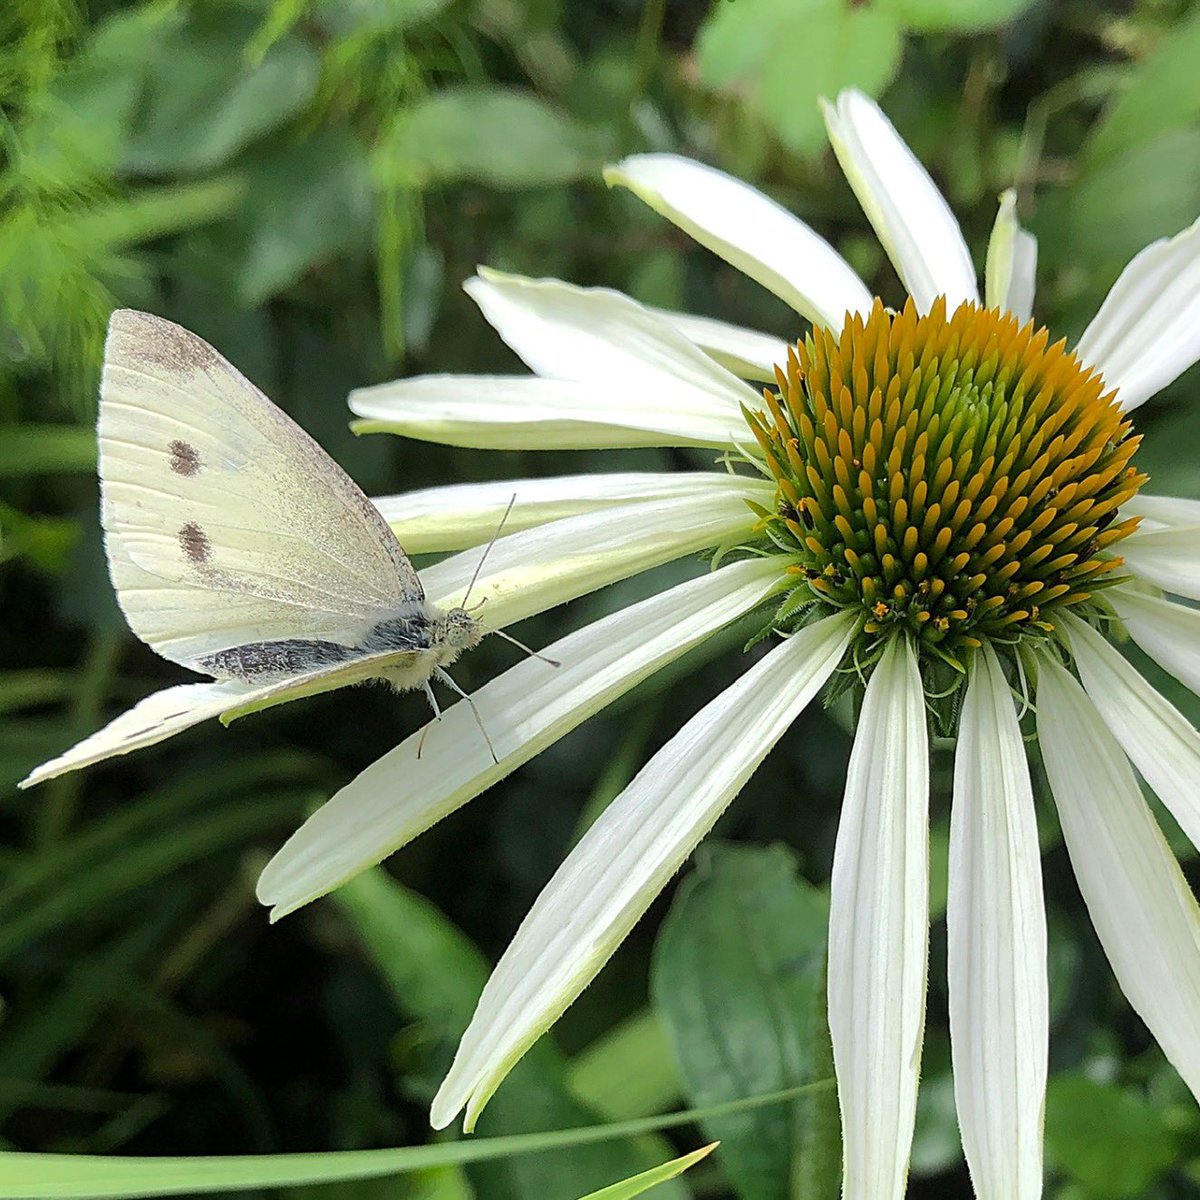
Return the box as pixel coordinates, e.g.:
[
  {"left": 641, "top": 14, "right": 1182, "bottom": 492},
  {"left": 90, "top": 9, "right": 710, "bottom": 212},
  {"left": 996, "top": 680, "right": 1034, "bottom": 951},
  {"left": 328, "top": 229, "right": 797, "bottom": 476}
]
[
  {"left": 169, "top": 439, "right": 201, "bottom": 476},
  {"left": 179, "top": 521, "right": 211, "bottom": 563}
]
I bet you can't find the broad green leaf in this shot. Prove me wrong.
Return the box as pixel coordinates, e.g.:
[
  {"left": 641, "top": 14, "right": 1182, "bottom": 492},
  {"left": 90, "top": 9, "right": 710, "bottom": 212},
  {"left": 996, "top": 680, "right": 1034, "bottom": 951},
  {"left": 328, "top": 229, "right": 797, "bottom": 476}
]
[
  {"left": 878, "top": 0, "right": 1036, "bottom": 31},
  {"left": 335, "top": 869, "right": 689, "bottom": 1200},
  {"left": 334, "top": 867, "right": 489, "bottom": 1031},
  {"left": 567, "top": 1010, "right": 680, "bottom": 1120},
  {"left": 576, "top": 1144, "right": 717, "bottom": 1199},
  {"left": 1072, "top": 128, "right": 1200, "bottom": 272},
  {"left": 1045, "top": 1075, "right": 1179, "bottom": 1197},
  {"left": 1085, "top": 7, "right": 1200, "bottom": 167},
  {"left": 232, "top": 132, "right": 374, "bottom": 305},
  {"left": 379, "top": 87, "right": 610, "bottom": 188},
  {"left": 696, "top": 0, "right": 902, "bottom": 155},
  {"left": 122, "top": 15, "right": 320, "bottom": 174},
  {"left": 651, "top": 842, "right": 840, "bottom": 1200},
  {"left": 0, "top": 1085, "right": 820, "bottom": 1198}
]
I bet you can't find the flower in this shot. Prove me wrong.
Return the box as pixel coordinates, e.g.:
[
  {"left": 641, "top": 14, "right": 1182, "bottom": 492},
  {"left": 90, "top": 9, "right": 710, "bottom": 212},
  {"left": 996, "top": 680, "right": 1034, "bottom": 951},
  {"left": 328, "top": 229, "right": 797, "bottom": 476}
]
[{"left": 25, "top": 88, "right": 1200, "bottom": 1197}]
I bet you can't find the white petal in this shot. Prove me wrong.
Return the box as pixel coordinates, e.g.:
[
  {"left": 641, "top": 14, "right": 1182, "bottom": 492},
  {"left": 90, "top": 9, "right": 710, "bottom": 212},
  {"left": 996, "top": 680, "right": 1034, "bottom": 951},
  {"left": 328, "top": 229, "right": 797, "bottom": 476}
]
[
  {"left": 1075, "top": 216, "right": 1200, "bottom": 411},
  {"left": 21, "top": 649, "right": 410, "bottom": 788},
  {"left": 256, "top": 557, "right": 790, "bottom": 919},
  {"left": 948, "top": 644, "right": 1047, "bottom": 1199},
  {"left": 420, "top": 489, "right": 758, "bottom": 631},
  {"left": 1111, "top": 586, "right": 1200, "bottom": 696},
  {"left": 20, "top": 683, "right": 250, "bottom": 787},
  {"left": 822, "top": 89, "right": 979, "bottom": 316},
  {"left": 465, "top": 269, "right": 758, "bottom": 418},
  {"left": 650, "top": 307, "right": 793, "bottom": 382},
  {"left": 829, "top": 636, "right": 930, "bottom": 1200},
  {"left": 605, "top": 153, "right": 872, "bottom": 330},
  {"left": 983, "top": 189, "right": 1037, "bottom": 323},
  {"left": 372, "top": 471, "right": 771, "bottom": 554},
  {"left": 1062, "top": 611, "right": 1200, "bottom": 855},
  {"left": 1119, "top": 524, "right": 1200, "bottom": 602},
  {"left": 350, "top": 375, "right": 738, "bottom": 450},
  {"left": 1036, "top": 655, "right": 1200, "bottom": 1101},
  {"left": 1122, "top": 492, "right": 1200, "bottom": 532},
  {"left": 432, "top": 610, "right": 855, "bottom": 1131}
]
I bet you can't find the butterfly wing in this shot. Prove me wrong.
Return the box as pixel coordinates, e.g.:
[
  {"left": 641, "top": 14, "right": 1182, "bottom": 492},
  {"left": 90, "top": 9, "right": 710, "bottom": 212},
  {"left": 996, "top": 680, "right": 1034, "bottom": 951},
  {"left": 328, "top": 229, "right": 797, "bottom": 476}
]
[{"left": 100, "top": 309, "right": 423, "bottom": 670}]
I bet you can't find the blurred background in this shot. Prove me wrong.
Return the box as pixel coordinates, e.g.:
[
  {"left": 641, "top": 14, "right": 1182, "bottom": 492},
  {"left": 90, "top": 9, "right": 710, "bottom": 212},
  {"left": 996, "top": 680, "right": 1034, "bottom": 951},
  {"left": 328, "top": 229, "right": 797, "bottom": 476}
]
[{"left": 4, "top": 0, "right": 1200, "bottom": 1196}]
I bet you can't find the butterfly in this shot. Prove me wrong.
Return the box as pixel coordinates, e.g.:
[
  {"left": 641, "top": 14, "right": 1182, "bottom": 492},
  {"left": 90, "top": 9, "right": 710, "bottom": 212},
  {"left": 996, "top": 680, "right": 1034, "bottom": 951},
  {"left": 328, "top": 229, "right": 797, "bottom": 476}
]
[{"left": 22, "top": 309, "right": 528, "bottom": 788}]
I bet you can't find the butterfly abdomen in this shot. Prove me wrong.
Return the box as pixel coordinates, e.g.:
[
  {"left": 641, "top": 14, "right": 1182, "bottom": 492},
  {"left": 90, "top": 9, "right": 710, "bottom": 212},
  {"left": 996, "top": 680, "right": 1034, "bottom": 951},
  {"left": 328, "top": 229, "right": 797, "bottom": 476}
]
[{"left": 198, "top": 638, "right": 359, "bottom": 682}]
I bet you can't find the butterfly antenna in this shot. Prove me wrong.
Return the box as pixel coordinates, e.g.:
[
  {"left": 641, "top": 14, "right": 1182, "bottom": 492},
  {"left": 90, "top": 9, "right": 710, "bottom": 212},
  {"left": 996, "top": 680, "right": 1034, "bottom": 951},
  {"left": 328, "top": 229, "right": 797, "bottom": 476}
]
[
  {"left": 492, "top": 627, "right": 561, "bottom": 667},
  {"left": 435, "top": 667, "right": 499, "bottom": 765},
  {"left": 462, "top": 493, "right": 518, "bottom": 609}
]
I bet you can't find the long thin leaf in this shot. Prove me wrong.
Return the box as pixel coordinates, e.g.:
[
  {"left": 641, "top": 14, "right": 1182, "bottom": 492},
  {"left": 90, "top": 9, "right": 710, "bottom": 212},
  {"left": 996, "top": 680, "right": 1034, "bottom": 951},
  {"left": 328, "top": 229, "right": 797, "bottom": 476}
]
[
  {"left": 0, "top": 1084, "right": 826, "bottom": 1198},
  {"left": 575, "top": 1144, "right": 718, "bottom": 1200}
]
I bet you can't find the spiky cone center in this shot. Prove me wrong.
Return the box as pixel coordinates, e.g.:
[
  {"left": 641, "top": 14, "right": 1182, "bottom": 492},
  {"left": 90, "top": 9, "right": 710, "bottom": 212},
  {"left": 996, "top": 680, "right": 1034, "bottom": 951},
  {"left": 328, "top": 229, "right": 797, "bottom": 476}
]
[{"left": 746, "top": 297, "right": 1146, "bottom": 681}]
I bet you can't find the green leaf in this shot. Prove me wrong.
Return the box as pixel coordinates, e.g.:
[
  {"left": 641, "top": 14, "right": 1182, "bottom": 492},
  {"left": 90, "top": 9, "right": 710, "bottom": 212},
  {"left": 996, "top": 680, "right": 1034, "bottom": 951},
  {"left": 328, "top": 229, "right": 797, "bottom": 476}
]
[
  {"left": 0, "top": 425, "right": 96, "bottom": 476},
  {"left": 576, "top": 1144, "right": 717, "bottom": 1200},
  {"left": 877, "top": 0, "right": 1036, "bottom": 31},
  {"left": 232, "top": 132, "right": 374, "bottom": 305},
  {"left": 1058, "top": 128, "right": 1200, "bottom": 278},
  {"left": 335, "top": 869, "right": 690, "bottom": 1200},
  {"left": 1085, "top": 8, "right": 1200, "bottom": 167},
  {"left": 567, "top": 1010, "right": 681, "bottom": 1120},
  {"left": 122, "top": 15, "right": 320, "bottom": 175},
  {"left": 0, "top": 1084, "right": 822, "bottom": 1198},
  {"left": 315, "top": 0, "right": 453, "bottom": 36},
  {"left": 379, "top": 87, "right": 611, "bottom": 188},
  {"left": 334, "top": 867, "right": 489, "bottom": 1032},
  {"left": 651, "top": 842, "right": 840, "bottom": 1200},
  {"left": 696, "top": 0, "right": 902, "bottom": 155},
  {"left": 1045, "top": 1075, "right": 1179, "bottom": 1198}
]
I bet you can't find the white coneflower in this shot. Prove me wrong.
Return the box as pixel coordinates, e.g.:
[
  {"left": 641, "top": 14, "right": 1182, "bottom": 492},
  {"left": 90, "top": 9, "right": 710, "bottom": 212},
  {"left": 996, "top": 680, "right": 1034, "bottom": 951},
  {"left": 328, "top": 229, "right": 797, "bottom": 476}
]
[{"left": 28, "top": 88, "right": 1200, "bottom": 1198}]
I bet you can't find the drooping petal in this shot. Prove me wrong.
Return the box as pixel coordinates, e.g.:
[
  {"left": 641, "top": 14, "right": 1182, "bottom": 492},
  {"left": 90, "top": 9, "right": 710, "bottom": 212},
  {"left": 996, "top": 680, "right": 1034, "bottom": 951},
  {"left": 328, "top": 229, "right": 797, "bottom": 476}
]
[
  {"left": 650, "top": 307, "right": 793, "bottom": 382},
  {"left": 1111, "top": 586, "right": 1200, "bottom": 696},
  {"left": 372, "top": 470, "right": 771, "bottom": 554},
  {"left": 1062, "top": 612, "right": 1200, "bottom": 855},
  {"left": 420, "top": 490, "right": 758, "bottom": 630},
  {"left": 828, "top": 635, "right": 930, "bottom": 1200},
  {"left": 464, "top": 269, "right": 759, "bottom": 417},
  {"left": 1118, "top": 524, "right": 1200, "bottom": 602},
  {"left": 605, "top": 153, "right": 872, "bottom": 330},
  {"left": 948, "top": 644, "right": 1047, "bottom": 1199},
  {"left": 21, "top": 682, "right": 257, "bottom": 787},
  {"left": 431, "top": 611, "right": 856, "bottom": 1132},
  {"left": 1122, "top": 493, "right": 1200, "bottom": 532},
  {"left": 21, "top": 646, "right": 426, "bottom": 788},
  {"left": 256, "top": 557, "right": 790, "bottom": 920},
  {"left": 983, "top": 189, "right": 1037, "bottom": 323},
  {"left": 1075, "top": 216, "right": 1200, "bottom": 411},
  {"left": 1036, "top": 656, "right": 1200, "bottom": 1100},
  {"left": 821, "top": 89, "right": 978, "bottom": 316},
  {"left": 349, "top": 375, "right": 738, "bottom": 450}
]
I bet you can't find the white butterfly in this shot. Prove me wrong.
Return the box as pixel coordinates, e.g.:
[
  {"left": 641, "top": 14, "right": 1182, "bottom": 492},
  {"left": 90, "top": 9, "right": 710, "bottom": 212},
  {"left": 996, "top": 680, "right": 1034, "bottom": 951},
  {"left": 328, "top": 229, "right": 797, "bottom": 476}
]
[{"left": 22, "top": 309, "right": 510, "bottom": 788}]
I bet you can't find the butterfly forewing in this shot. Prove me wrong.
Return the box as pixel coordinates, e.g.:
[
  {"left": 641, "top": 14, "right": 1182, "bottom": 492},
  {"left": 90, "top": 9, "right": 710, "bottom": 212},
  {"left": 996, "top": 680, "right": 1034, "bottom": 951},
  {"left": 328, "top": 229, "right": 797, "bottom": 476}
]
[{"left": 100, "top": 310, "right": 425, "bottom": 670}]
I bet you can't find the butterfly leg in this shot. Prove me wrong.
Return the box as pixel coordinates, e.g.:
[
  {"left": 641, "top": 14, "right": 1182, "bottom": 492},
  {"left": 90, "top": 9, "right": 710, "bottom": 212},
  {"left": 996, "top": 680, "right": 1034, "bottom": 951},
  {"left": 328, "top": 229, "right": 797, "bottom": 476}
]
[
  {"left": 416, "top": 682, "right": 445, "bottom": 760},
  {"left": 434, "top": 667, "right": 499, "bottom": 765}
]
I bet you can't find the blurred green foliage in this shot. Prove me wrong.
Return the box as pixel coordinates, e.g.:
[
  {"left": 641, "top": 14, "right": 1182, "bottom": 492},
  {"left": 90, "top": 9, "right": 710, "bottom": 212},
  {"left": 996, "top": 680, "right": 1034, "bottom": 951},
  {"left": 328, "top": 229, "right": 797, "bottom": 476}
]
[{"left": 3, "top": 0, "right": 1200, "bottom": 1197}]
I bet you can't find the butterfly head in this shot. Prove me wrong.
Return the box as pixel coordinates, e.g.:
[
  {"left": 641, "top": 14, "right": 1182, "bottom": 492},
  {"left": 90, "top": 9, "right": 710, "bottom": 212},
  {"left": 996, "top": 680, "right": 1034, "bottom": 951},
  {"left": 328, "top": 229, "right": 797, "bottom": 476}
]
[{"left": 435, "top": 606, "right": 484, "bottom": 663}]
